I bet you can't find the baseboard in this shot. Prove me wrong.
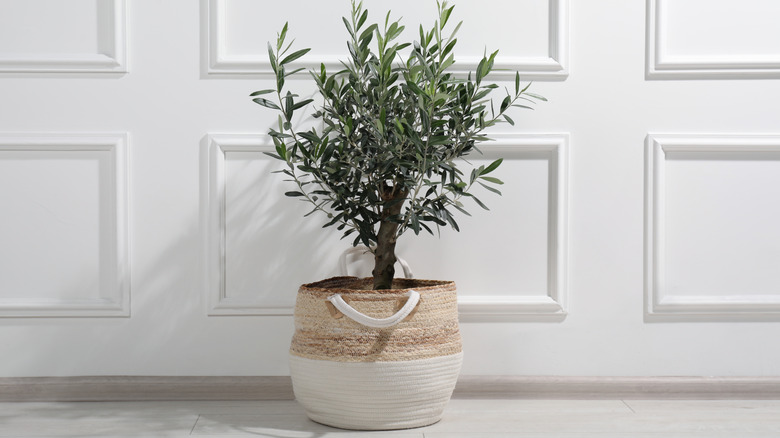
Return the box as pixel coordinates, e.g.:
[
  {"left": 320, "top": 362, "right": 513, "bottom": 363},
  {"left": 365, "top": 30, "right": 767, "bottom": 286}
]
[
  {"left": 453, "top": 376, "right": 780, "bottom": 400},
  {"left": 0, "top": 376, "right": 294, "bottom": 402},
  {"left": 2, "top": 376, "right": 780, "bottom": 402}
]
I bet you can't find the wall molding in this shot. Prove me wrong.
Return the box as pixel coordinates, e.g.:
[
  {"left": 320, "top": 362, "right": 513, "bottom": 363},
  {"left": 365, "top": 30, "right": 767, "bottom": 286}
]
[
  {"left": 3, "top": 375, "right": 780, "bottom": 402},
  {"left": 458, "top": 134, "right": 569, "bottom": 319},
  {"left": 205, "top": 134, "right": 292, "bottom": 316},
  {"left": 0, "top": 133, "right": 130, "bottom": 317},
  {"left": 206, "top": 0, "right": 568, "bottom": 80},
  {"left": 206, "top": 133, "right": 568, "bottom": 318},
  {"left": 646, "top": 0, "right": 780, "bottom": 79},
  {"left": 0, "top": 0, "right": 127, "bottom": 73},
  {"left": 645, "top": 134, "right": 780, "bottom": 320}
]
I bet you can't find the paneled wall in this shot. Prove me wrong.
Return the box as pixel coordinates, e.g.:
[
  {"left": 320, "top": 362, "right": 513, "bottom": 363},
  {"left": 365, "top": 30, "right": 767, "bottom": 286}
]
[{"left": 0, "top": 0, "right": 779, "bottom": 377}]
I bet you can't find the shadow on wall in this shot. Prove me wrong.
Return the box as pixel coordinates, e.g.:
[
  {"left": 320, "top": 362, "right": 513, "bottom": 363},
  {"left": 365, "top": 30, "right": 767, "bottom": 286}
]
[
  {"left": 202, "top": 134, "right": 341, "bottom": 309},
  {"left": 0, "top": 135, "right": 345, "bottom": 377}
]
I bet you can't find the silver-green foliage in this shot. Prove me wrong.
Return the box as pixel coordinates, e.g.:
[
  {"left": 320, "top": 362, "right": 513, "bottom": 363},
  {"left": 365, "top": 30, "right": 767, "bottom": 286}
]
[{"left": 251, "top": 0, "right": 545, "bottom": 251}]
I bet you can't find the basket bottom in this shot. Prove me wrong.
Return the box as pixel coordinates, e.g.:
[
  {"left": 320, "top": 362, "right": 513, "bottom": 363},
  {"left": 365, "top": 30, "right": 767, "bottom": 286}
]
[{"left": 289, "top": 352, "right": 463, "bottom": 430}]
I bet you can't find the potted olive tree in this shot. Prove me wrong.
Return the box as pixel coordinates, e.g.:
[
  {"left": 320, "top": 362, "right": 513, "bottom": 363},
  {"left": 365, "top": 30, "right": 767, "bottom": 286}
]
[{"left": 251, "top": 0, "right": 544, "bottom": 430}]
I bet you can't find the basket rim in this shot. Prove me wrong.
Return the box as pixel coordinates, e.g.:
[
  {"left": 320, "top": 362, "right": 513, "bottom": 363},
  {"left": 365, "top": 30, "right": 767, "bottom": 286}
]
[{"left": 300, "top": 276, "right": 455, "bottom": 295}]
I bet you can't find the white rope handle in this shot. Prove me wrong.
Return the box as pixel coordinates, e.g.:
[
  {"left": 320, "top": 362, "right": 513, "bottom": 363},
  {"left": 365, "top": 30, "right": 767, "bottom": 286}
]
[
  {"left": 326, "top": 290, "right": 420, "bottom": 328},
  {"left": 338, "top": 246, "right": 414, "bottom": 279}
]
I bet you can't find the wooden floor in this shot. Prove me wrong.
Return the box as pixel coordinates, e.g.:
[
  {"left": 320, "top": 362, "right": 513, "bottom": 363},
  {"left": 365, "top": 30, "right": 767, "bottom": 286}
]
[{"left": 2, "top": 399, "right": 780, "bottom": 437}]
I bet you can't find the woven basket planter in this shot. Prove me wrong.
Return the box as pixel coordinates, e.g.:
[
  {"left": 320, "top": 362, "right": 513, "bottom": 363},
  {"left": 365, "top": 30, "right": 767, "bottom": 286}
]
[{"left": 289, "top": 276, "right": 463, "bottom": 430}]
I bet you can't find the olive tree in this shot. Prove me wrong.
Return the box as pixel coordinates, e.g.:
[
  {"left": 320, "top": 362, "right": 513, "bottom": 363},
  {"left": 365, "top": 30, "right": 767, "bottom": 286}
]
[{"left": 251, "top": 1, "right": 545, "bottom": 289}]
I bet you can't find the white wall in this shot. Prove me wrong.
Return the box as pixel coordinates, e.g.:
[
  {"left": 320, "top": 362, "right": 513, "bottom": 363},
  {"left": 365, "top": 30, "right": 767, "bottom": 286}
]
[{"left": 1, "top": 0, "right": 780, "bottom": 377}]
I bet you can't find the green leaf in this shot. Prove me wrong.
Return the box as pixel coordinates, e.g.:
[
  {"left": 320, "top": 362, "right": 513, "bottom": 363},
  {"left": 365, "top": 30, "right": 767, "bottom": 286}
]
[
  {"left": 525, "top": 92, "right": 547, "bottom": 101},
  {"left": 479, "top": 56, "right": 492, "bottom": 81},
  {"left": 440, "top": 54, "right": 455, "bottom": 71},
  {"left": 285, "top": 191, "right": 305, "bottom": 197},
  {"left": 471, "top": 195, "right": 489, "bottom": 210},
  {"left": 394, "top": 119, "right": 405, "bottom": 134},
  {"left": 500, "top": 95, "right": 511, "bottom": 113},
  {"left": 445, "top": 212, "right": 460, "bottom": 232},
  {"left": 475, "top": 57, "right": 486, "bottom": 84},
  {"left": 280, "top": 48, "right": 310, "bottom": 65},
  {"left": 267, "top": 43, "right": 277, "bottom": 73},
  {"left": 277, "top": 22, "right": 288, "bottom": 51},
  {"left": 441, "top": 4, "right": 455, "bottom": 28},
  {"left": 292, "top": 98, "right": 314, "bottom": 110},
  {"left": 451, "top": 202, "right": 472, "bottom": 217},
  {"left": 410, "top": 213, "right": 421, "bottom": 234},
  {"left": 323, "top": 212, "right": 345, "bottom": 228},
  {"left": 249, "top": 89, "right": 274, "bottom": 97},
  {"left": 252, "top": 98, "right": 280, "bottom": 110},
  {"left": 359, "top": 23, "right": 378, "bottom": 43},
  {"left": 481, "top": 158, "right": 502, "bottom": 175},
  {"left": 406, "top": 81, "right": 425, "bottom": 97},
  {"left": 442, "top": 38, "right": 457, "bottom": 57},
  {"left": 479, "top": 176, "right": 504, "bottom": 185},
  {"left": 515, "top": 72, "right": 520, "bottom": 95},
  {"left": 299, "top": 131, "right": 321, "bottom": 144},
  {"left": 284, "top": 67, "right": 306, "bottom": 77},
  {"left": 284, "top": 92, "right": 294, "bottom": 120},
  {"left": 503, "top": 114, "right": 515, "bottom": 126},
  {"left": 357, "top": 8, "right": 368, "bottom": 30},
  {"left": 478, "top": 181, "right": 502, "bottom": 195},
  {"left": 429, "top": 135, "right": 449, "bottom": 146},
  {"left": 487, "top": 50, "right": 498, "bottom": 70},
  {"left": 418, "top": 221, "right": 434, "bottom": 235},
  {"left": 342, "top": 16, "right": 354, "bottom": 36}
]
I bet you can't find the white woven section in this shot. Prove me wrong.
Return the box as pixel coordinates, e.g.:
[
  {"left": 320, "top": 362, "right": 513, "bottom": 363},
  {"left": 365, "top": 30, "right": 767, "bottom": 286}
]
[{"left": 289, "top": 352, "right": 463, "bottom": 430}]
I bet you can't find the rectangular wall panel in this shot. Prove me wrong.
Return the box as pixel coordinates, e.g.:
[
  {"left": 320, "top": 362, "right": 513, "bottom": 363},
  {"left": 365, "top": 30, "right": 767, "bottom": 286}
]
[
  {"left": 399, "top": 134, "right": 569, "bottom": 319},
  {"left": 205, "top": 134, "right": 308, "bottom": 315},
  {"left": 647, "top": 0, "right": 780, "bottom": 78},
  {"left": 0, "top": 0, "right": 127, "bottom": 73},
  {"left": 645, "top": 134, "right": 780, "bottom": 320},
  {"left": 206, "top": 134, "right": 568, "bottom": 319},
  {"left": 206, "top": 0, "right": 567, "bottom": 79},
  {"left": 0, "top": 133, "right": 129, "bottom": 317}
]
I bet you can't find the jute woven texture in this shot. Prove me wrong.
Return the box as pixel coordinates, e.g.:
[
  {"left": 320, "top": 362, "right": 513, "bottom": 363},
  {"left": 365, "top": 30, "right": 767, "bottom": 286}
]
[{"left": 290, "top": 276, "right": 462, "bottom": 362}]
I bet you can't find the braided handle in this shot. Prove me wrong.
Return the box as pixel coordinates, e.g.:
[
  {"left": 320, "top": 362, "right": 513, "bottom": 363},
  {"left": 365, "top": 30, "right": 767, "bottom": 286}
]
[
  {"left": 338, "top": 246, "right": 414, "bottom": 279},
  {"left": 326, "top": 290, "right": 420, "bottom": 328}
]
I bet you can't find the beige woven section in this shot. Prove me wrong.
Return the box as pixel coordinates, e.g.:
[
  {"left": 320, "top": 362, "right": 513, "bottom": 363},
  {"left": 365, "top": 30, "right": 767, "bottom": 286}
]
[{"left": 290, "top": 277, "right": 462, "bottom": 363}]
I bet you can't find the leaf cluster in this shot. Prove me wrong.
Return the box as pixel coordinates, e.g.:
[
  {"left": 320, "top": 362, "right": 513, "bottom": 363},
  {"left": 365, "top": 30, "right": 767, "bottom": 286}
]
[{"left": 251, "top": 0, "right": 545, "bottom": 249}]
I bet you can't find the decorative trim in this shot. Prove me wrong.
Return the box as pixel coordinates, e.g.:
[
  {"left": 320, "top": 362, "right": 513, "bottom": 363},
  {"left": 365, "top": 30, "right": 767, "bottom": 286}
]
[
  {"left": 645, "top": 134, "right": 780, "bottom": 320},
  {"left": 458, "top": 134, "right": 569, "bottom": 319},
  {"left": 646, "top": 0, "right": 780, "bottom": 79},
  {"left": 0, "top": 133, "right": 130, "bottom": 317},
  {"left": 205, "top": 134, "right": 292, "bottom": 315},
  {"left": 3, "top": 375, "right": 780, "bottom": 402},
  {"left": 206, "top": 0, "right": 568, "bottom": 80},
  {"left": 0, "top": 0, "right": 127, "bottom": 73}
]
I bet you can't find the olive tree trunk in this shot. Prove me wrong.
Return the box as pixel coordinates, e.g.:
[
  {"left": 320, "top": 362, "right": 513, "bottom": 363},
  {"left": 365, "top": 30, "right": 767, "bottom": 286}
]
[{"left": 372, "top": 185, "right": 407, "bottom": 290}]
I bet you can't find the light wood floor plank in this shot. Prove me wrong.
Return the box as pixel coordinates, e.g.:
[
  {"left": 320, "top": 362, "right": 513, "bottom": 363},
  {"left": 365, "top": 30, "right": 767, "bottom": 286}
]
[{"left": 3, "top": 399, "right": 780, "bottom": 437}]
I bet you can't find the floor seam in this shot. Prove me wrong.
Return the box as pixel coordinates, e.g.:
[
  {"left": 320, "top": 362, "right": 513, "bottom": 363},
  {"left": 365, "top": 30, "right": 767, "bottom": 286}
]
[{"left": 189, "top": 413, "right": 201, "bottom": 435}]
